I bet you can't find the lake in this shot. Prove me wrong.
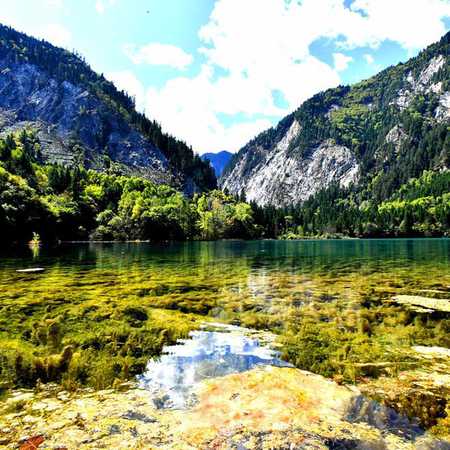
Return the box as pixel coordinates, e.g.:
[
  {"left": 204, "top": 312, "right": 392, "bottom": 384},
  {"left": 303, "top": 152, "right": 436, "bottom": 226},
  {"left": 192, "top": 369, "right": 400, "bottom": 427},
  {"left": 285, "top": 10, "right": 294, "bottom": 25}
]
[{"left": 0, "top": 239, "right": 449, "bottom": 440}]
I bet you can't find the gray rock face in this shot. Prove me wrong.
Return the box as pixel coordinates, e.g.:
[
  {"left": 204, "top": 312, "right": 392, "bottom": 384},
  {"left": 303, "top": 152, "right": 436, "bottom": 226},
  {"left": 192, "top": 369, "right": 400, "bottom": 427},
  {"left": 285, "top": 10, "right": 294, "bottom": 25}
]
[
  {"left": 435, "top": 91, "right": 450, "bottom": 121},
  {"left": 221, "top": 120, "right": 359, "bottom": 207},
  {"left": 0, "top": 61, "right": 174, "bottom": 185},
  {"left": 391, "top": 55, "right": 446, "bottom": 110}
]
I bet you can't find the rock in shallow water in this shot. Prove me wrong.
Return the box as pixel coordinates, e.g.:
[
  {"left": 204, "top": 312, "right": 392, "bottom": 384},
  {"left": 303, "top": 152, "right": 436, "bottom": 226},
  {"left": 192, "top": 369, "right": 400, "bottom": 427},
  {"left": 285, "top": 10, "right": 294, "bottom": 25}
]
[{"left": 1, "top": 366, "right": 447, "bottom": 449}]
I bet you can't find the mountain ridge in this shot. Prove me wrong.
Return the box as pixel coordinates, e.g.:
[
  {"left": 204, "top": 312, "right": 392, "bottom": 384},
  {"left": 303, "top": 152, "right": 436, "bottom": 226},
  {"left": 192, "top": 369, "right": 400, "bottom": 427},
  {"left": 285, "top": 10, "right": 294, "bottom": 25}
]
[
  {"left": 201, "top": 150, "right": 232, "bottom": 177},
  {"left": 220, "top": 31, "right": 450, "bottom": 207},
  {"left": 0, "top": 24, "right": 216, "bottom": 194}
]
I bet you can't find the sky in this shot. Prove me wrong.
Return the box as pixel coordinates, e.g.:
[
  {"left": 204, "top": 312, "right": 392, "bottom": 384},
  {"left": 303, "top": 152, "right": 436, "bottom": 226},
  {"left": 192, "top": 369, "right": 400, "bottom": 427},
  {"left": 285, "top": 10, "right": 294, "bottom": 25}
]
[{"left": 1, "top": 0, "right": 450, "bottom": 154}]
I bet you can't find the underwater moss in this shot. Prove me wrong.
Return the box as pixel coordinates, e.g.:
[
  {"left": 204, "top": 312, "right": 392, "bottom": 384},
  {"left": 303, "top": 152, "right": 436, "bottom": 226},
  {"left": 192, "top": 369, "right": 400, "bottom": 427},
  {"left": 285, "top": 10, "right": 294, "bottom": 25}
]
[{"left": 0, "top": 240, "right": 449, "bottom": 435}]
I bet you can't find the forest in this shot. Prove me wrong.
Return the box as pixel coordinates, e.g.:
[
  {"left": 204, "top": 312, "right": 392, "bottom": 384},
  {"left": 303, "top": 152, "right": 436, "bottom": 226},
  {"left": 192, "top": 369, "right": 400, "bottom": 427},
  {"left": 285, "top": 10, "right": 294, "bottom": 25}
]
[
  {"left": 1, "top": 129, "right": 449, "bottom": 244},
  {"left": 0, "top": 130, "right": 257, "bottom": 244},
  {"left": 251, "top": 170, "right": 450, "bottom": 239}
]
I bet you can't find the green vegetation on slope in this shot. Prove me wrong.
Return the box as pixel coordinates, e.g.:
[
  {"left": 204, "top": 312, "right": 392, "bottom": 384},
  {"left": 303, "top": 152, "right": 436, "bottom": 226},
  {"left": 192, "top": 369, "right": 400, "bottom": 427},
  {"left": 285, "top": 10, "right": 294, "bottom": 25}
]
[
  {"left": 0, "top": 130, "right": 258, "bottom": 243},
  {"left": 223, "top": 32, "right": 450, "bottom": 238},
  {"left": 252, "top": 169, "right": 450, "bottom": 239},
  {"left": 2, "top": 128, "right": 448, "bottom": 243},
  {"left": 0, "top": 23, "right": 216, "bottom": 191}
]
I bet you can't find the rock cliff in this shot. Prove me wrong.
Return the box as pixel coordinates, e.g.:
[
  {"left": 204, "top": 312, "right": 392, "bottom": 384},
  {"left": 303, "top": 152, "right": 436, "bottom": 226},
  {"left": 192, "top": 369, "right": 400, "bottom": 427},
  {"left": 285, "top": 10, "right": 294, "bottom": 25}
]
[
  {"left": 0, "top": 24, "right": 216, "bottom": 193},
  {"left": 221, "top": 32, "right": 450, "bottom": 207}
]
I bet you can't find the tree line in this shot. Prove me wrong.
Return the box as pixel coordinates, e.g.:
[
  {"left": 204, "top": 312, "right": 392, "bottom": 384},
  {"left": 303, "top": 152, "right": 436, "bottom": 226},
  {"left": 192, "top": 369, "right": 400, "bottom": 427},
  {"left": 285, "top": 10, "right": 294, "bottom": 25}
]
[
  {"left": 0, "top": 131, "right": 256, "bottom": 244},
  {"left": 1, "top": 130, "right": 448, "bottom": 244}
]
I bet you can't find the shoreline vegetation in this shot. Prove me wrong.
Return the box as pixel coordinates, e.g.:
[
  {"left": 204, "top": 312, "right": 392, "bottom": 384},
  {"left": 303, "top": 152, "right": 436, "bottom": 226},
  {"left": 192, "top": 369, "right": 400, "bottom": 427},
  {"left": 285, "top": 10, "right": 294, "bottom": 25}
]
[
  {"left": 1, "top": 130, "right": 450, "bottom": 247},
  {"left": 22, "top": 234, "right": 450, "bottom": 248}
]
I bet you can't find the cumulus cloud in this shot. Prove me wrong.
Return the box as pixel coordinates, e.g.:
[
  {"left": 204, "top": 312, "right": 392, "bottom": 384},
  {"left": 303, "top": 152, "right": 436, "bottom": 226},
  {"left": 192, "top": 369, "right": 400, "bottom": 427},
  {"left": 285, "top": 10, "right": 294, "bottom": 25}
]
[
  {"left": 124, "top": 43, "right": 193, "bottom": 69},
  {"left": 105, "top": 70, "right": 145, "bottom": 111},
  {"left": 34, "top": 23, "right": 72, "bottom": 48},
  {"left": 146, "top": 74, "right": 273, "bottom": 152},
  {"left": 347, "top": 0, "right": 450, "bottom": 50},
  {"left": 137, "top": 0, "right": 450, "bottom": 152},
  {"left": 333, "top": 52, "right": 353, "bottom": 72}
]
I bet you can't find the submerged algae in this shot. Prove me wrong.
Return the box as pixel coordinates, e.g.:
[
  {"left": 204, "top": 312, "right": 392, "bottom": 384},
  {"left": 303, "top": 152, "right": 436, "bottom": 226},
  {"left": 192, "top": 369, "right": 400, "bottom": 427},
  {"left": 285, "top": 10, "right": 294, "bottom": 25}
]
[{"left": 0, "top": 240, "right": 449, "bottom": 438}]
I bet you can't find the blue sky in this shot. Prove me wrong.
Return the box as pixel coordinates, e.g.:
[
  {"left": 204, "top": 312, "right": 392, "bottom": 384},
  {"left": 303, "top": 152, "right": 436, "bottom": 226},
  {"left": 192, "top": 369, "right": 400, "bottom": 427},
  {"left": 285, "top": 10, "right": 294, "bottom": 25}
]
[{"left": 1, "top": 0, "right": 449, "bottom": 153}]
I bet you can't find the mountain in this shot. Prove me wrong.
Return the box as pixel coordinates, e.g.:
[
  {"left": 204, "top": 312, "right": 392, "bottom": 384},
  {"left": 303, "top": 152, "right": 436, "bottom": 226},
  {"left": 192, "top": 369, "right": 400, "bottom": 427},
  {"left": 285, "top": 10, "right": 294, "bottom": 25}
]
[
  {"left": 220, "top": 32, "right": 450, "bottom": 207},
  {"left": 201, "top": 150, "right": 232, "bottom": 177},
  {"left": 0, "top": 24, "right": 216, "bottom": 193}
]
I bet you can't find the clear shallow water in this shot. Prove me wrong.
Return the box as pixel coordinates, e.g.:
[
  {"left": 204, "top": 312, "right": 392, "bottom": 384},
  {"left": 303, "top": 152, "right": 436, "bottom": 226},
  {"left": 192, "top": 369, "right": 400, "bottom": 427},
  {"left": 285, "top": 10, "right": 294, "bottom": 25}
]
[
  {"left": 2, "top": 239, "right": 449, "bottom": 307},
  {"left": 1, "top": 238, "right": 449, "bottom": 348},
  {"left": 137, "top": 323, "right": 291, "bottom": 409},
  {"left": 0, "top": 239, "right": 449, "bottom": 440}
]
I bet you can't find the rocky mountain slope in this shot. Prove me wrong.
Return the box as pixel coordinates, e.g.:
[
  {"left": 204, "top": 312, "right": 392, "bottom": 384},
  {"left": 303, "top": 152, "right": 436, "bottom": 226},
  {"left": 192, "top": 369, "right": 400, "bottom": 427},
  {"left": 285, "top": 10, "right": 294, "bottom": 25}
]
[
  {"left": 221, "top": 32, "right": 450, "bottom": 207},
  {"left": 201, "top": 150, "right": 232, "bottom": 177},
  {"left": 0, "top": 24, "right": 216, "bottom": 193}
]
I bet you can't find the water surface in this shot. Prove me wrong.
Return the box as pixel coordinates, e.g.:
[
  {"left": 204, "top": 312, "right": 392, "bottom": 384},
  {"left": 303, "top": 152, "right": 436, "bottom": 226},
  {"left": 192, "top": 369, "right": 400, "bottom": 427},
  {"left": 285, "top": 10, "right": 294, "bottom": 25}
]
[
  {"left": 1, "top": 239, "right": 449, "bottom": 380},
  {"left": 137, "top": 323, "right": 291, "bottom": 409}
]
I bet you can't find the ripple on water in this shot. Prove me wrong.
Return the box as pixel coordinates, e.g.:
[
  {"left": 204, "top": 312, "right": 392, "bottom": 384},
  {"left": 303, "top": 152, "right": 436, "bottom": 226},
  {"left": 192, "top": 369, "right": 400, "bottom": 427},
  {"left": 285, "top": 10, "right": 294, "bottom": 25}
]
[{"left": 137, "top": 323, "right": 292, "bottom": 409}]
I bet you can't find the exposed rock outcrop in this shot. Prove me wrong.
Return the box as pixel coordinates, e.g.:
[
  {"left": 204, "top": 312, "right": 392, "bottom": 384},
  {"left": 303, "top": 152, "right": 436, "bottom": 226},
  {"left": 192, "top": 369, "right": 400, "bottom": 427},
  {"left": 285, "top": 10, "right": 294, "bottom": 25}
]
[
  {"left": 1, "top": 367, "right": 446, "bottom": 449},
  {"left": 392, "top": 55, "right": 446, "bottom": 110},
  {"left": 220, "top": 34, "right": 449, "bottom": 207},
  {"left": 0, "top": 62, "right": 173, "bottom": 185},
  {"left": 222, "top": 121, "right": 359, "bottom": 207}
]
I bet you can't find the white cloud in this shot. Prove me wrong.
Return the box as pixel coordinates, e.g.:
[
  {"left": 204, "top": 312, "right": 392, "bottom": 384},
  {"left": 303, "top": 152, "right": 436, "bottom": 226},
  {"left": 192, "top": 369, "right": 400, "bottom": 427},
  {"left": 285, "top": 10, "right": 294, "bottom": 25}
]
[
  {"left": 348, "top": 0, "right": 450, "bottom": 50},
  {"left": 364, "top": 53, "right": 374, "bottom": 65},
  {"left": 34, "top": 23, "right": 72, "bottom": 48},
  {"left": 44, "top": 0, "right": 64, "bottom": 8},
  {"left": 136, "top": 0, "right": 450, "bottom": 152},
  {"left": 146, "top": 73, "right": 272, "bottom": 152},
  {"left": 333, "top": 52, "right": 353, "bottom": 72},
  {"left": 124, "top": 43, "right": 193, "bottom": 70},
  {"left": 105, "top": 70, "right": 145, "bottom": 111},
  {"left": 95, "top": 0, "right": 116, "bottom": 14}
]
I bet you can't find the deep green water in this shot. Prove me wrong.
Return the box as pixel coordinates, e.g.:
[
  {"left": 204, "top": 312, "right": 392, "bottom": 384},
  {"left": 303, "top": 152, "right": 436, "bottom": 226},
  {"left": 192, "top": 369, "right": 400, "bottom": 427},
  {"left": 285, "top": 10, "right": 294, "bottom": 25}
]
[{"left": 0, "top": 238, "right": 449, "bottom": 394}]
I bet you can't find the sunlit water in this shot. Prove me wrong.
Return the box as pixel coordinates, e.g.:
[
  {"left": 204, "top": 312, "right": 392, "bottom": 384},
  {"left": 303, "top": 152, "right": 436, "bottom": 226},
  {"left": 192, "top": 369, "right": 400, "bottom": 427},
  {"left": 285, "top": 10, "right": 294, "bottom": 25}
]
[
  {"left": 137, "top": 323, "right": 291, "bottom": 409},
  {"left": 2, "top": 239, "right": 449, "bottom": 312},
  {"left": 0, "top": 239, "right": 449, "bottom": 443}
]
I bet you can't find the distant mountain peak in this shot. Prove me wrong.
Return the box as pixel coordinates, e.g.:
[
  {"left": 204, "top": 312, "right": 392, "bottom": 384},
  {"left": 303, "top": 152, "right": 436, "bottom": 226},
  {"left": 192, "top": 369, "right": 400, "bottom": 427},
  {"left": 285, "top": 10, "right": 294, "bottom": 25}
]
[{"left": 201, "top": 150, "right": 232, "bottom": 177}]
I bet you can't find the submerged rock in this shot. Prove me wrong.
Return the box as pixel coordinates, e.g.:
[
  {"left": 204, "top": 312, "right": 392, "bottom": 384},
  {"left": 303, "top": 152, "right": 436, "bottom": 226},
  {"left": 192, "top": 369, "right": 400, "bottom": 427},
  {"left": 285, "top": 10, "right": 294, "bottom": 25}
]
[
  {"left": 359, "top": 347, "right": 450, "bottom": 441},
  {"left": 392, "top": 295, "right": 450, "bottom": 312},
  {"left": 15, "top": 268, "right": 45, "bottom": 273},
  {"left": 0, "top": 366, "right": 447, "bottom": 449}
]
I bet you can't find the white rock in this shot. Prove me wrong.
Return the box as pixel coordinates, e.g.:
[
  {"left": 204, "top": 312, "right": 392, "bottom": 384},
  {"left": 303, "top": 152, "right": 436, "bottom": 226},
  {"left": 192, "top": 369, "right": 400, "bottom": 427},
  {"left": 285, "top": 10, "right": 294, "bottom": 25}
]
[
  {"left": 435, "top": 91, "right": 450, "bottom": 120},
  {"left": 392, "top": 55, "right": 446, "bottom": 111},
  {"left": 221, "top": 119, "right": 359, "bottom": 207}
]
